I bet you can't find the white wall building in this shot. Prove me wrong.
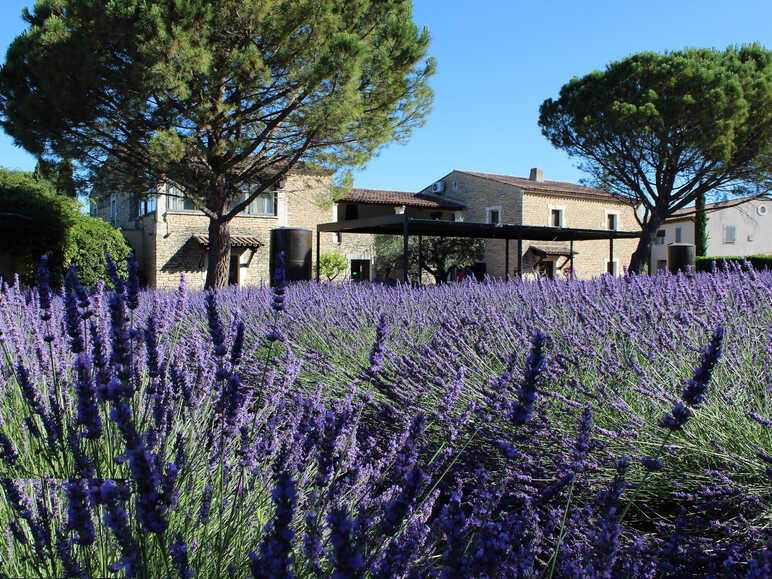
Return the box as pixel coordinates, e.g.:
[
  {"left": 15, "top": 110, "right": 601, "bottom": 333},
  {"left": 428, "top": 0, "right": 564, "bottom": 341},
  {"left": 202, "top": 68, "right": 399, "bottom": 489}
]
[{"left": 650, "top": 195, "right": 771, "bottom": 272}]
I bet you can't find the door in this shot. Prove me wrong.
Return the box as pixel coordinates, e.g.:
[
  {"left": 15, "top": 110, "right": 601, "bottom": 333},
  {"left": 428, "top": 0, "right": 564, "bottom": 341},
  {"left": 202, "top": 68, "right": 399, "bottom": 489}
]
[
  {"left": 537, "top": 261, "right": 554, "bottom": 279},
  {"left": 351, "top": 259, "right": 371, "bottom": 281},
  {"left": 229, "top": 254, "right": 240, "bottom": 285}
]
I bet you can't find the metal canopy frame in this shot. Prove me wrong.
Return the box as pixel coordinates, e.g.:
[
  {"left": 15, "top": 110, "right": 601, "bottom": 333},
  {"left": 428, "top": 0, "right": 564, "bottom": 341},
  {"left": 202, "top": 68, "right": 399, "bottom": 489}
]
[{"left": 316, "top": 214, "right": 640, "bottom": 282}]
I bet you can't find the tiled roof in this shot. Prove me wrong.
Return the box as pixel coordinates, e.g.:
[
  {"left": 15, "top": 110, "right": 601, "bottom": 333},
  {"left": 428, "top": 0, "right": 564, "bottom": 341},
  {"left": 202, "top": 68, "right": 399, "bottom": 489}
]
[
  {"left": 192, "top": 234, "right": 263, "bottom": 249},
  {"left": 341, "top": 188, "right": 465, "bottom": 209},
  {"left": 457, "top": 171, "right": 625, "bottom": 202}
]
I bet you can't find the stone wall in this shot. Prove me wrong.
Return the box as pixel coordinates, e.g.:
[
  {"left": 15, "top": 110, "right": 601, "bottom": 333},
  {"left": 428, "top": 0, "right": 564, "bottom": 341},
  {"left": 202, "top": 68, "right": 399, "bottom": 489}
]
[
  {"left": 419, "top": 171, "right": 639, "bottom": 279},
  {"left": 521, "top": 193, "right": 639, "bottom": 279}
]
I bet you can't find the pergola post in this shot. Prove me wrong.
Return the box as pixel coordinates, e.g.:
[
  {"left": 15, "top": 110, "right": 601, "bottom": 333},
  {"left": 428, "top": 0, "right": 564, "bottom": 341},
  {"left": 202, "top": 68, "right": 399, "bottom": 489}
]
[
  {"left": 609, "top": 235, "right": 615, "bottom": 275},
  {"left": 505, "top": 238, "right": 510, "bottom": 281},
  {"left": 402, "top": 214, "right": 409, "bottom": 283},
  {"left": 569, "top": 239, "right": 574, "bottom": 280},
  {"left": 517, "top": 238, "right": 523, "bottom": 279},
  {"left": 316, "top": 228, "right": 321, "bottom": 281},
  {"left": 418, "top": 236, "right": 423, "bottom": 285}
]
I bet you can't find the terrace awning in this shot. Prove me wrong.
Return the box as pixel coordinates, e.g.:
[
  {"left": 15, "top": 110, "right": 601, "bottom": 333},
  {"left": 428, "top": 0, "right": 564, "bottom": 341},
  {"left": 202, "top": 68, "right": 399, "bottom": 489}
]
[
  {"left": 192, "top": 234, "right": 263, "bottom": 249},
  {"left": 316, "top": 214, "right": 640, "bottom": 282}
]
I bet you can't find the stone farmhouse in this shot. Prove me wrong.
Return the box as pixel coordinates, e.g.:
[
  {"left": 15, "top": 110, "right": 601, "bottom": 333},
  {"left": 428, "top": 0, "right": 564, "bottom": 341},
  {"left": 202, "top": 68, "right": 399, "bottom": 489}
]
[
  {"left": 92, "top": 167, "right": 639, "bottom": 288},
  {"left": 650, "top": 195, "right": 771, "bottom": 272}
]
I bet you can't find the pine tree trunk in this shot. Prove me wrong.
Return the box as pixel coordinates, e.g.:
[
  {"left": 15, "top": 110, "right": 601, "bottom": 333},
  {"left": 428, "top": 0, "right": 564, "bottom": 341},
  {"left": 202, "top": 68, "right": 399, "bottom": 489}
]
[
  {"left": 205, "top": 218, "right": 231, "bottom": 290},
  {"left": 695, "top": 192, "right": 708, "bottom": 256},
  {"left": 628, "top": 214, "right": 664, "bottom": 274}
]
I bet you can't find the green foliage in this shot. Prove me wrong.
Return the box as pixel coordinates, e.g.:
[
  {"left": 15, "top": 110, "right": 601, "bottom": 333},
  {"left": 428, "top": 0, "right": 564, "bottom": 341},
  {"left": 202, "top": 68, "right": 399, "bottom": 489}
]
[
  {"left": 0, "top": 0, "right": 435, "bottom": 288},
  {"left": 375, "top": 234, "right": 484, "bottom": 283},
  {"left": 64, "top": 216, "right": 131, "bottom": 287},
  {"left": 695, "top": 254, "right": 772, "bottom": 271},
  {"left": 34, "top": 157, "right": 77, "bottom": 198},
  {"left": 319, "top": 250, "right": 348, "bottom": 281},
  {"left": 539, "top": 45, "right": 772, "bottom": 272},
  {"left": 695, "top": 192, "right": 708, "bottom": 256},
  {"left": 0, "top": 168, "right": 78, "bottom": 286}
]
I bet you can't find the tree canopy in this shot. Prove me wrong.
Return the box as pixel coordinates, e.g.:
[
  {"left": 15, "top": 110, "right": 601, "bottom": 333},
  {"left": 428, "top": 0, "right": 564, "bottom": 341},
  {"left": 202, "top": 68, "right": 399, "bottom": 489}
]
[
  {"left": 375, "top": 235, "right": 484, "bottom": 284},
  {"left": 0, "top": 0, "right": 434, "bottom": 288},
  {"left": 539, "top": 45, "right": 772, "bottom": 273}
]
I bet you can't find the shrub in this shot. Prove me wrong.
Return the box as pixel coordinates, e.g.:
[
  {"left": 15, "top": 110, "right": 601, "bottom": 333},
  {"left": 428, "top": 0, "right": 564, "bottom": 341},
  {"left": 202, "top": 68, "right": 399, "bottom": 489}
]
[
  {"left": 319, "top": 250, "right": 348, "bottom": 281},
  {"left": 695, "top": 254, "right": 772, "bottom": 271},
  {"left": 64, "top": 215, "right": 132, "bottom": 287},
  {"left": 0, "top": 168, "right": 77, "bottom": 285}
]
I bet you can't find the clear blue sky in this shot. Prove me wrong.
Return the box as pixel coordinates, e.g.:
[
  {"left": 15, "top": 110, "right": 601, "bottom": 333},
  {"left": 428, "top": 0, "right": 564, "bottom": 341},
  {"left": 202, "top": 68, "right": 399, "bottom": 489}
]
[{"left": 1, "top": 0, "right": 771, "bottom": 191}]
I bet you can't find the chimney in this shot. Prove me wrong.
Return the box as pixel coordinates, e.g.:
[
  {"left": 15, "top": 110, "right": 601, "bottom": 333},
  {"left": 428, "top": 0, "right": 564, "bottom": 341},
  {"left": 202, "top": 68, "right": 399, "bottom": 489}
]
[{"left": 529, "top": 168, "right": 544, "bottom": 182}]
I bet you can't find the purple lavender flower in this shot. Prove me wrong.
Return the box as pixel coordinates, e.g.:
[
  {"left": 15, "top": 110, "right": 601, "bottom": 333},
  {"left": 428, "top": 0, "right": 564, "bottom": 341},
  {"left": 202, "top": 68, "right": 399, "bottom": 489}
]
[
  {"left": 368, "top": 313, "right": 389, "bottom": 376},
  {"left": 681, "top": 326, "right": 724, "bottom": 407},
  {"left": 641, "top": 456, "right": 664, "bottom": 472},
  {"left": 0, "top": 432, "right": 19, "bottom": 466},
  {"left": 37, "top": 255, "right": 53, "bottom": 329},
  {"left": 64, "top": 266, "right": 85, "bottom": 354},
  {"left": 327, "top": 508, "right": 364, "bottom": 579},
  {"left": 199, "top": 484, "right": 213, "bottom": 525},
  {"left": 169, "top": 533, "right": 193, "bottom": 579},
  {"left": 659, "top": 402, "right": 693, "bottom": 431},
  {"left": 250, "top": 469, "right": 296, "bottom": 578},
  {"left": 509, "top": 329, "right": 548, "bottom": 426},
  {"left": 230, "top": 320, "right": 245, "bottom": 368},
  {"left": 74, "top": 354, "right": 103, "bottom": 440},
  {"left": 56, "top": 533, "right": 87, "bottom": 579},
  {"left": 205, "top": 292, "right": 227, "bottom": 360},
  {"left": 126, "top": 253, "right": 140, "bottom": 311},
  {"left": 144, "top": 314, "right": 160, "bottom": 379},
  {"left": 65, "top": 479, "right": 95, "bottom": 546},
  {"left": 100, "top": 480, "right": 139, "bottom": 578}
]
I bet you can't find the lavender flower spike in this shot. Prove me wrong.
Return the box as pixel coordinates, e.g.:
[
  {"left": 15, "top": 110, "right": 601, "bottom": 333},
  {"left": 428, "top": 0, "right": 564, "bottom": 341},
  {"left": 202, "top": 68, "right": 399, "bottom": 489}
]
[
  {"left": 510, "top": 329, "right": 548, "bottom": 426},
  {"left": 681, "top": 326, "right": 724, "bottom": 407}
]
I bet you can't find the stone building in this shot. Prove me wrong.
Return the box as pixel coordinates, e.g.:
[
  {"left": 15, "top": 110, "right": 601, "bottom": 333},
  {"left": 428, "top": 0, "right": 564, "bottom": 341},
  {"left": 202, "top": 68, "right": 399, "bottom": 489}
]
[
  {"left": 417, "top": 168, "right": 639, "bottom": 279},
  {"left": 92, "top": 166, "right": 639, "bottom": 287}
]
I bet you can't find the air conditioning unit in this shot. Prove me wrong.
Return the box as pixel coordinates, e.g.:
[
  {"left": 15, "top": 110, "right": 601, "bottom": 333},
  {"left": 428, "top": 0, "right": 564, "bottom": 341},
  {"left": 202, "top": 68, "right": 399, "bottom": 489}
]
[{"left": 431, "top": 182, "right": 445, "bottom": 194}]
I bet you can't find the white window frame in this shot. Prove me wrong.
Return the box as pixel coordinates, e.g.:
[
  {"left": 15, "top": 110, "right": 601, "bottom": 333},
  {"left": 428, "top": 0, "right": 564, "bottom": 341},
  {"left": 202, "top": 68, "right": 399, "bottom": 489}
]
[
  {"left": 655, "top": 230, "right": 666, "bottom": 245},
  {"left": 604, "top": 210, "right": 620, "bottom": 231},
  {"left": 603, "top": 257, "right": 619, "bottom": 276},
  {"left": 723, "top": 224, "right": 736, "bottom": 244},
  {"left": 486, "top": 205, "right": 502, "bottom": 225},
  {"left": 548, "top": 205, "right": 566, "bottom": 228}
]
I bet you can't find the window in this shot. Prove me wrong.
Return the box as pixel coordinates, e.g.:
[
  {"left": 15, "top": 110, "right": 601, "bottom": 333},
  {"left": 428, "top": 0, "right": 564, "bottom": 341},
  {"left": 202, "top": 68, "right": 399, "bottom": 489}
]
[
  {"left": 607, "top": 213, "right": 618, "bottom": 231},
  {"left": 166, "top": 186, "right": 196, "bottom": 211},
  {"left": 451, "top": 180, "right": 458, "bottom": 192},
  {"left": 486, "top": 207, "right": 501, "bottom": 225},
  {"left": 430, "top": 211, "right": 443, "bottom": 220},
  {"left": 655, "top": 230, "right": 666, "bottom": 245},
  {"left": 675, "top": 227, "right": 682, "bottom": 243},
  {"left": 550, "top": 208, "right": 564, "bottom": 228},
  {"left": 656, "top": 260, "right": 667, "bottom": 272},
  {"left": 723, "top": 224, "right": 736, "bottom": 244},
  {"left": 229, "top": 186, "right": 277, "bottom": 216},
  {"left": 138, "top": 194, "right": 157, "bottom": 216}
]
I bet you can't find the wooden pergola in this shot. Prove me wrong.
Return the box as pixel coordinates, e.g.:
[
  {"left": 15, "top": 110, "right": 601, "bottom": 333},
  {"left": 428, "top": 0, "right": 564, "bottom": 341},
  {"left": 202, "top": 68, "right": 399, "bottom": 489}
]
[{"left": 316, "top": 214, "right": 640, "bottom": 282}]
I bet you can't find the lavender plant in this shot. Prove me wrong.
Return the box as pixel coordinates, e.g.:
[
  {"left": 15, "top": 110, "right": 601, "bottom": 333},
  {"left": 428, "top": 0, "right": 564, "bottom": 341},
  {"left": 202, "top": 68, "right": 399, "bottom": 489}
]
[{"left": 0, "top": 256, "right": 770, "bottom": 577}]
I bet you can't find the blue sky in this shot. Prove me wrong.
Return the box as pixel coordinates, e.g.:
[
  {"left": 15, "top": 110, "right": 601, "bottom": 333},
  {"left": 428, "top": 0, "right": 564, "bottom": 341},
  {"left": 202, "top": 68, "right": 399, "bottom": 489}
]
[{"left": 1, "top": 0, "right": 771, "bottom": 192}]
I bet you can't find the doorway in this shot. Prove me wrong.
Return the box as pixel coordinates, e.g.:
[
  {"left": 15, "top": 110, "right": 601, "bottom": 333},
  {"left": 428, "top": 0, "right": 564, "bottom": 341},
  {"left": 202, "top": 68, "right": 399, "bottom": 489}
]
[
  {"left": 351, "top": 259, "right": 371, "bottom": 281},
  {"left": 537, "top": 261, "right": 554, "bottom": 279},
  {"left": 229, "top": 254, "right": 240, "bottom": 285}
]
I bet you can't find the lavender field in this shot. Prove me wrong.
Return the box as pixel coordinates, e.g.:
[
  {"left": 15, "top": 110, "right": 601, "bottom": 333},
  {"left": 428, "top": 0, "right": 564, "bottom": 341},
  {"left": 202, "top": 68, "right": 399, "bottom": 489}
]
[{"left": 1, "top": 258, "right": 771, "bottom": 577}]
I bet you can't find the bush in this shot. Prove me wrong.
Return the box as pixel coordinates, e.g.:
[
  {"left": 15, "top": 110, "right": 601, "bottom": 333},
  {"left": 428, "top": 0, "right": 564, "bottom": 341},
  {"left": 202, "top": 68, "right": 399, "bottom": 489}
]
[
  {"left": 319, "top": 250, "right": 348, "bottom": 281},
  {"left": 695, "top": 254, "right": 772, "bottom": 271},
  {"left": 0, "top": 168, "right": 78, "bottom": 285},
  {"left": 64, "top": 215, "right": 132, "bottom": 287}
]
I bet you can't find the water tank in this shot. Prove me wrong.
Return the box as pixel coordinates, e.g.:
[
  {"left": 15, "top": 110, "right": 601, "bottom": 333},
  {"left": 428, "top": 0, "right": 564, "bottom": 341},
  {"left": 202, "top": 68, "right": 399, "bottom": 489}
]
[
  {"left": 667, "top": 243, "right": 695, "bottom": 273},
  {"left": 270, "top": 228, "right": 312, "bottom": 285}
]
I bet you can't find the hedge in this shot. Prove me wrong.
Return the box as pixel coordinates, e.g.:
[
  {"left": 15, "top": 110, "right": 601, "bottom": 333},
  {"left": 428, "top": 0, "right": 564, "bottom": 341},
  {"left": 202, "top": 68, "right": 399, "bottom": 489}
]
[
  {"left": 63, "top": 215, "right": 132, "bottom": 288},
  {"left": 695, "top": 254, "right": 772, "bottom": 272}
]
